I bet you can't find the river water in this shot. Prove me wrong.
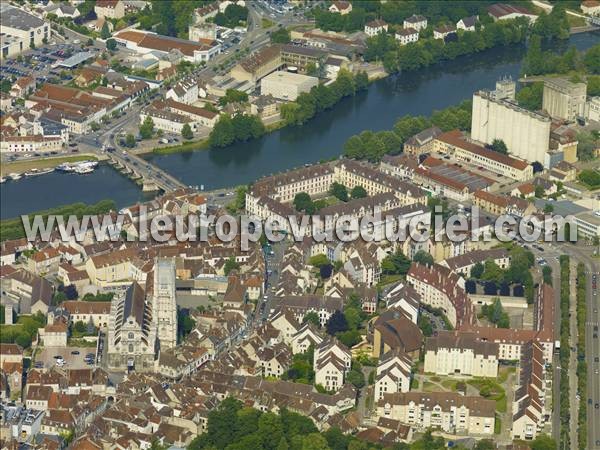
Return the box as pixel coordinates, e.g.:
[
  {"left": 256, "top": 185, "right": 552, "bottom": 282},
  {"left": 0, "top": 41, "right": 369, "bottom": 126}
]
[{"left": 2, "top": 32, "right": 598, "bottom": 220}]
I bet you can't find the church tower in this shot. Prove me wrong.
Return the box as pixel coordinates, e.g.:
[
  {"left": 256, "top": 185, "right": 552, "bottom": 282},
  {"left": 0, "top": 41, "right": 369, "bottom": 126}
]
[{"left": 153, "top": 258, "right": 178, "bottom": 350}]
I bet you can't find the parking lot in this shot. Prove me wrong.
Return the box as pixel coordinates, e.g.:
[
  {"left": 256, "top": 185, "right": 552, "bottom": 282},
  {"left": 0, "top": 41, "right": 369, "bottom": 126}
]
[{"left": 35, "top": 346, "right": 97, "bottom": 370}]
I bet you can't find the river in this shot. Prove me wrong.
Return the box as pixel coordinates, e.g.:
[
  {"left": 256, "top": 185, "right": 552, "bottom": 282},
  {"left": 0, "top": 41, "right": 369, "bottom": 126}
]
[{"left": 1, "top": 32, "right": 598, "bottom": 220}]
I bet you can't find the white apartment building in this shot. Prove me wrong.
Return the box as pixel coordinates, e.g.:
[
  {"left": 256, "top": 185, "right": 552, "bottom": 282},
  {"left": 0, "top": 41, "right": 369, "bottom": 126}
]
[
  {"left": 364, "top": 20, "right": 388, "bottom": 37},
  {"left": 378, "top": 392, "right": 496, "bottom": 435},
  {"left": 423, "top": 331, "right": 499, "bottom": 377},
  {"left": 0, "top": 136, "right": 63, "bottom": 153},
  {"left": 395, "top": 28, "right": 419, "bottom": 45},
  {"left": 374, "top": 350, "right": 412, "bottom": 402},
  {"left": 403, "top": 15, "right": 428, "bottom": 31}
]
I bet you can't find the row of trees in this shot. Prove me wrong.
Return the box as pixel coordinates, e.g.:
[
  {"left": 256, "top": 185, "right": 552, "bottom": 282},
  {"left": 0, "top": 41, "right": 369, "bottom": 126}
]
[
  {"left": 209, "top": 114, "right": 266, "bottom": 148},
  {"left": 558, "top": 255, "right": 571, "bottom": 449},
  {"left": 521, "top": 36, "right": 595, "bottom": 76},
  {"left": 1, "top": 199, "right": 115, "bottom": 241},
  {"left": 365, "top": 18, "right": 530, "bottom": 74},
  {"left": 467, "top": 247, "right": 535, "bottom": 303},
  {"left": 280, "top": 70, "right": 369, "bottom": 127},
  {"left": 576, "top": 263, "right": 588, "bottom": 449},
  {"left": 343, "top": 100, "right": 471, "bottom": 162},
  {"left": 329, "top": 182, "right": 367, "bottom": 202}
]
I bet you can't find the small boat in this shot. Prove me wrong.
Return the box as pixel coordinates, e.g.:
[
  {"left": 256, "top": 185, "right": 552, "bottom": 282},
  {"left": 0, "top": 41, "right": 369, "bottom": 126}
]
[
  {"left": 56, "top": 163, "right": 74, "bottom": 172},
  {"left": 0, "top": 177, "right": 6, "bottom": 183},
  {"left": 24, "top": 168, "right": 54, "bottom": 177},
  {"left": 75, "top": 166, "right": 94, "bottom": 174},
  {"left": 8, "top": 173, "right": 21, "bottom": 181}
]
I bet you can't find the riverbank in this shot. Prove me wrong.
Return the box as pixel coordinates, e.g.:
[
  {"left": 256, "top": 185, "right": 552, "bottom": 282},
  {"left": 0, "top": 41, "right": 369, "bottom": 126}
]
[
  {"left": 0, "top": 199, "right": 115, "bottom": 241},
  {"left": 0, "top": 154, "right": 101, "bottom": 177}
]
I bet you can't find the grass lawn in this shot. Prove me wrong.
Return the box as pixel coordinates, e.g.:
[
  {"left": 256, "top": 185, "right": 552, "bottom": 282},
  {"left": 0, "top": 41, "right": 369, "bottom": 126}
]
[
  {"left": 377, "top": 274, "right": 404, "bottom": 287},
  {"left": 422, "top": 381, "right": 444, "bottom": 392},
  {"left": 578, "top": 169, "right": 600, "bottom": 190},
  {"left": 261, "top": 17, "right": 275, "bottom": 28},
  {"left": 1, "top": 155, "right": 98, "bottom": 176},
  {"left": 468, "top": 378, "right": 507, "bottom": 412},
  {"left": 498, "top": 365, "right": 517, "bottom": 383},
  {"left": 567, "top": 13, "right": 587, "bottom": 27},
  {"left": 441, "top": 379, "right": 458, "bottom": 391},
  {"left": 152, "top": 138, "right": 209, "bottom": 155}
]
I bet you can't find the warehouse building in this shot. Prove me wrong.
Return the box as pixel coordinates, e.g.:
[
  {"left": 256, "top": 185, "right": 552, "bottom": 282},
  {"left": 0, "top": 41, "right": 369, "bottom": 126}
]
[{"left": 260, "top": 71, "right": 318, "bottom": 101}]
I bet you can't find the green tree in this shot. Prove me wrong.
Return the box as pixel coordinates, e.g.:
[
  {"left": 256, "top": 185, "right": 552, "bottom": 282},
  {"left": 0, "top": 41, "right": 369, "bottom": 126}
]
[
  {"left": 181, "top": 123, "right": 193, "bottom": 140},
  {"left": 542, "top": 265, "right": 553, "bottom": 285},
  {"left": 544, "top": 203, "right": 554, "bottom": 214},
  {"left": 309, "top": 254, "right": 329, "bottom": 268},
  {"left": 530, "top": 434, "right": 557, "bottom": 450},
  {"left": 100, "top": 22, "right": 111, "bottom": 40},
  {"left": 306, "top": 62, "right": 319, "bottom": 77},
  {"left": 489, "top": 138, "right": 508, "bottom": 155},
  {"left": 125, "top": 133, "right": 136, "bottom": 148},
  {"left": 381, "top": 249, "right": 411, "bottom": 275},
  {"left": 516, "top": 82, "right": 543, "bottom": 111},
  {"left": 106, "top": 38, "right": 117, "bottom": 51},
  {"left": 355, "top": 71, "right": 369, "bottom": 91},
  {"left": 209, "top": 114, "right": 234, "bottom": 148},
  {"left": 303, "top": 311, "right": 320, "bottom": 327},
  {"left": 413, "top": 250, "right": 433, "bottom": 267},
  {"left": 271, "top": 28, "right": 291, "bottom": 44},
  {"left": 584, "top": 44, "right": 600, "bottom": 74},
  {"left": 257, "top": 412, "right": 284, "bottom": 450},
  {"left": 330, "top": 182, "right": 348, "bottom": 202},
  {"left": 224, "top": 257, "right": 240, "bottom": 275},
  {"left": 350, "top": 185, "right": 367, "bottom": 199},
  {"left": 481, "top": 259, "right": 505, "bottom": 283},
  {"left": 139, "top": 116, "right": 154, "bottom": 139},
  {"left": 219, "top": 89, "right": 249, "bottom": 106},
  {"left": 293, "top": 192, "right": 315, "bottom": 214},
  {"left": 326, "top": 310, "right": 348, "bottom": 335},
  {"left": 471, "top": 262, "right": 484, "bottom": 279}
]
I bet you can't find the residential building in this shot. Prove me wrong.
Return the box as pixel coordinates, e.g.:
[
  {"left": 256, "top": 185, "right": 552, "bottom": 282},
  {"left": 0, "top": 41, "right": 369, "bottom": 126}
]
[
  {"left": 260, "top": 71, "right": 319, "bottom": 101},
  {"left": 290, "top": 323, "right": 323, "bottom": 354},
  {"left": 374, "top": 349, "right": 412, "bottom": 402},
  {"left": 584, "top": 96, "right": 600, "bottom": 123},
  {"left": 511, "top": 341, "right": 547, "bottom": 440},
  {"left": 582, "top": 0, "right": 600, "bottom": 15},
  {"left": 542, "top": 78, "right": 587, "bottom": 122},
  {"left": 313, "top": 338, "right": 351, "bottom": 392},
  {"left": 403, "top": 15, "right": 428, "bottom": 31},
  {"left": 329, "top": 1, "right": 352, "bottom": 15},
  {"left": 94, "top": 0, "right": 125, "bottom": 19},
  {"left": 364, "top": 20, "right": 388, "bottom": 37},
  {"left": 63, "top": 301, "right": 111, "bottom": 329},
  {"left": 10, "top": 76, "right": 35, "bottom": 98},
  {"left": 395, "top": 28, "right": 419, "bottom": 45},
  {"left": 406, "top": 263, "right": 472, "bottom": 328},
  {"left": 439, "top": 248, "right": 510, "bottom": 277},
  {"left": 3, "top": 269, "right": 53, "bottom": 315},
  {"left": 0, "top": 135, "right": 63, "bottom": 153},
  {"left": 433, "top": 25, "right": 456, "bottom": 40},
  {"left": 424, "top": 331, "right": 499, "bottom": 377},
  {"left": 457, "top": 16, "right": 478, "bottom": 31},
  {"left": 378, "top": 391, "right": 496, "bottom": 435},
  {"left": 434, "top": 129, "right": 533, "bottom": 181},
  {"left": 402, "top": 126, "right": 442, "bottom": 155},
  {"left": 473, "top": 190, "right": 535, "bottom": 217}
]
